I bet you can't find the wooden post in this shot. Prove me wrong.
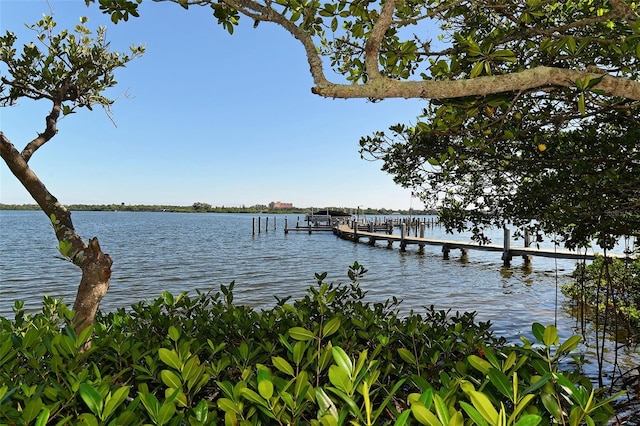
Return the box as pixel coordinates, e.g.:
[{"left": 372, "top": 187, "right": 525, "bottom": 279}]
[
  {"left": 274, "top": 216, "right": 277, "bottom": 231},
  {"left": 258, "top": 217, "right": 262, "bottom": 234},
  {"left": 265, "top": 216, "right": 269, "bottom": 232},
  {"left": 442, "top": 244, "right": 450, "bottom": 260},
  {"left": 296, "top": 216, "right": 300, "bottom": 228},
  {"left": 418, "top": 223, "right": 425, "bottom": 254},
  {"left": 400, "top": 223, "right": 407, "bottom": 252},
  {"left": 502, "top": 226, "right": 512, "bottom": 267},
  {"left": 523, "top": 229, "right": 532, "bottom": 267},
  {"left": 353, "top": 219, "right": 358, "bottom": 241},
  {"left": 284, "top": 217, "right": 288, "bottom": 234},
  {"left": 252, "top": 217, "right": 255, "bottom": 235},
  {"left": 460, "top": 248, "right": 468, "bottom": 260}
]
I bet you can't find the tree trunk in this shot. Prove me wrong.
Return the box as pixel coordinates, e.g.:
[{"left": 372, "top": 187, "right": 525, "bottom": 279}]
[
  {"left": 73, "top": 237, "right": 113, "bottom": 334},
  {"left": 0, "top": 132, "right": 112, "bottom": 334}
]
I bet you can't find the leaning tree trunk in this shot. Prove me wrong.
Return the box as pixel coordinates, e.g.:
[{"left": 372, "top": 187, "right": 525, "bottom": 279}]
[{"left": 0, "top": 132, "right": 112, "bottom": 335}]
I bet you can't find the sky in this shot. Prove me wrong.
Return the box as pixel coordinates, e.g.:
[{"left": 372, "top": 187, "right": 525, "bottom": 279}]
[{"left": 0, "top": 0, "right": 428, "bottom": 211}]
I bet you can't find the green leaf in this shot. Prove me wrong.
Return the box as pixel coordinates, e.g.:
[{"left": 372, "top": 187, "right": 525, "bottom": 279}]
[
  {"left": 327, "top": 386, "right": 364, "bottom": 422},
  {"left": 34, "top": 408, "right": 50, "bottom": 426},
  {"left": 513, "top": 414, "right": 542, "bottom": 426},
  {"left": 157, "top": 402, "right": 176, "bottom": 426},
  {"left": 470, "top": 61, "right": 484, "bottom": 78},
  {"left": 569, "top": 405, "right": 585, "bottom": 426},
  {"left": 557, "top": 335, "right": 581, "bottom": 355},
  {"left": 467, "top": 354, "right": 491, "bottom": 375},
  {"left": 531, "top": 323, "right": 545, "bottom": 343},
  {"left": 542, "top": 325, "right": 559, "bottom": 347},
  {"left": 293, "top": 341, "right": 307, "bottom": 365},
  {"left": 460, "top": 401, "right": 488, "bottom": 426},
  {"left": 521, "top": 373, "right": 552, "bottom": 395},
  {"left": 467, "top": 390, "right": 498, "bottom": 425},
  {"left": 258, "top": 378, "right": 274, "bottom": 400},
  {"left": 332, "top": 346, "right": 353, "bottom": 375},
  {"left": 395, "top": 409, "right": 412, "bottom": 426},
  {"left": 158, "top": 348, "right": 182, "bottom": 370},
  {"left": 58, "top": 240, "right": 73, "bottom": 257},
  {"left": 79, "top": 383, "right": 103, "bottom": 416},
  {"left": 487, "top": 368, "right": 513, "bottom": 399},
  {"left": 322, "top": 317, "right": 341, "bottom": 337},
  {"left": 398, "top": 348, "right": 417, "bottom": 365},
  {"left": 329, "top": 365, "right": 352, "bottom": 394},
  {"left": 22, "top": 397, "right": 44, "bottom": 423},
  {"left": 315, "top": 388, "right": 339, "bottom": 419},
  {"left": 77, "top": 413, "right": 99, "bottom": 426},
  {"left": 512, "top": 394, "right": 536, "bottom": 420},
  {"left": 160, "top": 369, "right": 182, "bottom": 389},
  {"left": 194, "top": 399, "right": 208, "bottom": 422},
  {"left": 168, "top": 325, "right": 180, "bottom": 341},
  {"left": 433, "top": 394, "right": 450, "bottom": 425},
  {"left": 239, "top": 388, "right": 269, "bottom": 408},
  {"left": 102, "top": 386, "right": 130, "bottom": 420},
  {"left": 217, "top": 397, "right": 241, "bottom": 414},
  {"left": 289, "top": 326, "right": 316, "bottom": 341},
  {"left": 448, "top": 410, "right": 464, "bottom": 426},
  {"left": 272, "top": 356, "right": 295, "bottom": 376},
  {"left": 139, "top": 390, "right": 160, "bottom": 420},
  {"left": 541, "top": 393, "right": 562, "bottom": 421},
  {"left": 411, "top": 401, "right": 441, "bottom": 426},
  {"left": 553, "top": 372, "right": 580, "bottom": 400}
]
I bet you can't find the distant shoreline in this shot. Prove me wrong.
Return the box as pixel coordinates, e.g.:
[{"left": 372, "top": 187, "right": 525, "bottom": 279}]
[{"left": 0, "top": 203, "right": 435, "bottom": 216}]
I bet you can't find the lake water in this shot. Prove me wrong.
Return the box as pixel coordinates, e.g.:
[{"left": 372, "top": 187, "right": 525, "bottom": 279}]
[
  {"left": 1, "top": 211, "right": 637, "bottom": 373},
  {"left": 0, "top": 210, "right": 591, "bottom": 333}
]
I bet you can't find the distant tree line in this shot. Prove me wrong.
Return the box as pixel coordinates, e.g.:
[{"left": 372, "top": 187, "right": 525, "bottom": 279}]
[{"left": 0, "top": 203, "right": 436, "bottom": 216}]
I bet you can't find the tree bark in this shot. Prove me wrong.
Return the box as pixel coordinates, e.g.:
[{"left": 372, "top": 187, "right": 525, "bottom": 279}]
[{"left": 0, "top": 131, "right": 112, "bottom": 335}]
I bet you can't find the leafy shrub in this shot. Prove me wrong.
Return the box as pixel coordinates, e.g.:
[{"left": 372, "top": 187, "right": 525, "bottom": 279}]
[
  {"left": 564, "top": 255, "right": 640, "bottom": 342},
  {"left": 0, "top": 263, "right": 623, "bottom": 425}
]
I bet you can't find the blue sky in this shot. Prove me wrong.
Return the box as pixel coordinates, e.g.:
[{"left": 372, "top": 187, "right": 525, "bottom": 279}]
[{"left": 1, "top": 0, "right": 427, "bottom": 210}]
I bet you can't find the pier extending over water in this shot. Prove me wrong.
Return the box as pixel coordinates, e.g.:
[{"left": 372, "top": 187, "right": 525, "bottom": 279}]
[
  {"left": 333, "top": 222, "right": 631, "bottom": 267},
  {"left": 249, "top": 215, "right": 634, "bottom": 267}
]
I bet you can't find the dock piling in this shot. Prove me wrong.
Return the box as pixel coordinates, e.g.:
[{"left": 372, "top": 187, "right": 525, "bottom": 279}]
[
  {"left": 523, "top": 229, "right": 532, "bottom": 267},
  {"left": 502, "top": 226, "right": 512, "bottom": 267}
]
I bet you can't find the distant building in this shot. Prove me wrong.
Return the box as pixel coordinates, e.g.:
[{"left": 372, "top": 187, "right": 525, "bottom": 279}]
[{"left": 269, "top": 201, "right": 293, "bottom": 209}]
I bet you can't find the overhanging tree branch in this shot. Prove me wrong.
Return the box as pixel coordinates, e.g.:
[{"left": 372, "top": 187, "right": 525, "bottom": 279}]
[{"left": 311, "top": 66, "right": 640, "bottom": 100}]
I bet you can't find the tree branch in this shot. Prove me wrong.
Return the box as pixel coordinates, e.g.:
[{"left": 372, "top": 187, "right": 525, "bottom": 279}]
[
  {"left": 219, "top": 0, "right": 332, "bottom": 89},
  {"left": 311, "top": 66, "right": 640, "bottom": 100},
  {"left": 21, "top": 101, "right": 62, "bottom": 163},
  {"left": 364, "top": 0, "right": 395, "bottom": 81}
]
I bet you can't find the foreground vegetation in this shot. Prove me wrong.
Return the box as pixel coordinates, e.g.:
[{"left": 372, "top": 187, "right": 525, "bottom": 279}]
[{"left": 1, "top": 263, "right": 632, "bottom": 425}]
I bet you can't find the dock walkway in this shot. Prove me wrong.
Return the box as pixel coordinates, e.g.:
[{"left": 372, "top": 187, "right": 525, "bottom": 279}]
[{"left": 333, "top": 223, "right": 632, "bottom": 267}]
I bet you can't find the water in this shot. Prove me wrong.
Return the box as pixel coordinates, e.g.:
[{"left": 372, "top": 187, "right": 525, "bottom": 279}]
[
  {"left": 0, "top": 211, "right": 637, "bottom": 361},
  {"left": 1, "top": 210, "right": 638, "bottom": 420}
]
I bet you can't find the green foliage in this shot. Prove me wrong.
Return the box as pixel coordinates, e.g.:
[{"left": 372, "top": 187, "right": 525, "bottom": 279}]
[
  {"left": 564, "top": 255, "right": 640, "bottom": 341},
  {"left": 0, "top": 264, "right": 622, "bottom": 425},
  {"left": 0, "top": 14, "right": 144, "bottom": 111}
]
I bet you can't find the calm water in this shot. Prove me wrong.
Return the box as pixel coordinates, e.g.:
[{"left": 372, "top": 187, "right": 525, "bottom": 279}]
[{"left": 0, "top": 210, "right": 582, "bottom": 335}]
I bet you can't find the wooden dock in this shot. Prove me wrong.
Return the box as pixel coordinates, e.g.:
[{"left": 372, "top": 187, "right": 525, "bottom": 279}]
[{"left": 332, "top": 223, "right": 632, "bottom": 267}]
